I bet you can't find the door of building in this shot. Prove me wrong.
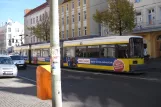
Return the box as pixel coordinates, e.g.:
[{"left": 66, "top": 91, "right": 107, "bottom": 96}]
[{"left": 156, "top": 35, "right": 161, "bottom": 57}]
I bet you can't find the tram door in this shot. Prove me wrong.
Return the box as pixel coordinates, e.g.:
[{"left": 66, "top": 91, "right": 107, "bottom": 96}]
[
  {"left": 28, "top": 44, "right": 31, "bottom": 64},
  {"left": 60, "top": 42, "right": 63, "bottom": 67}
]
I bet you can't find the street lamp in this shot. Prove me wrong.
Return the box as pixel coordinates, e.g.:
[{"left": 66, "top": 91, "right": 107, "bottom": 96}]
[
  {"left": 47, "top": 0, "right": 62, "bottom": 107},
  {"left": 19, "top": 34, "right": 28, "bottom": 45}
]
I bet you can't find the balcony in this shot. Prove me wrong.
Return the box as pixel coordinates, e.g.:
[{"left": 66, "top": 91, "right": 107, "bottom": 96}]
[{"left": 133, "top": 20, "right": 161, "bottom": 34}]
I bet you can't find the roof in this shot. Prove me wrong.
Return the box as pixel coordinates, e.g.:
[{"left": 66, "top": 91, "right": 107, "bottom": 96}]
[
  {"left": 63, "top": 35, "right": 143, "bottom": 47},
  {"left": 24, "top": 2, "right": 48, "bottom": 17}
]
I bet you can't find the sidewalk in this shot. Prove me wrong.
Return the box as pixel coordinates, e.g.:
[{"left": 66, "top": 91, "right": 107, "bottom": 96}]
[
  {"left": 0, "top": 77, "right": 84, "bottom": 107},
  {"left": 0, "top": 78, "right": 52, "bottom": 107}
]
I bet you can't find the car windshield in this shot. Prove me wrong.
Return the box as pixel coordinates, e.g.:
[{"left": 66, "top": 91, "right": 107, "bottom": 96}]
[
  {"left": 10, "top": 56, "right": 23, "bottom": 60},
  {"left": 0, "top": 57, "right": 13, "bottom": 64}
]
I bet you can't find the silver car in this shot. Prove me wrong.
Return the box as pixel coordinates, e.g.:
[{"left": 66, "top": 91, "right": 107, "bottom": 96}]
[{"left": 0, "top": 55, "right": 18, "bottom": 77}]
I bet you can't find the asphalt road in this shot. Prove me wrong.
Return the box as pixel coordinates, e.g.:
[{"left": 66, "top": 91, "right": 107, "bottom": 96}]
[{"left": 18, "top": 65, "right": 161, "bottom": 107}]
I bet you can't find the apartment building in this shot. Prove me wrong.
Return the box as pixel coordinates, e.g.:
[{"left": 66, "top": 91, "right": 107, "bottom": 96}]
[
  {"left": 131, "top": 0, "right": 161, "bottom": 58},
  {"left": 0, "top": 19, "right": 24, "bottom": 53},
  {"left": 59, "top": 0, "right": 107, "bottom": 40},
  {"left": 24, "top": 2, "right": 50, "bottom": 44},
  {"left": 24, "top": 0, "right": 66, "bottom": 44},
  {"left": 24, "top": 0, "right": 107, "bottom": 43}
]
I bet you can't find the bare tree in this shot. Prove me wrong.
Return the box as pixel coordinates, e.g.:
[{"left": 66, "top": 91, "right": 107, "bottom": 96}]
[{"left": 28, "top": 11, "right": 50, "bottom": 41}]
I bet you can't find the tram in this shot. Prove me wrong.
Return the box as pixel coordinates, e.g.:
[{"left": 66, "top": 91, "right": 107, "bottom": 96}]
[{"left": 14, "top": 35, "right": 144, "bottom": 72}]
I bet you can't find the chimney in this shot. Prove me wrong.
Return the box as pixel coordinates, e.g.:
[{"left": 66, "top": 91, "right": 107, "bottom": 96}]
[{"left": 24, "top": 9, "right": 31, "bottom": 15}]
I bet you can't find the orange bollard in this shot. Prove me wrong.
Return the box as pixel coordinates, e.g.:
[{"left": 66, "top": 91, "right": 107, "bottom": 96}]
[{"left": 36, "top": 65, "right": 52, "bottom": 100}]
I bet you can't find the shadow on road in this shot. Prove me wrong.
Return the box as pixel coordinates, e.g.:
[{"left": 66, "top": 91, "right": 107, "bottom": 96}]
[
  {"left": 0, "top": 77, "right": 37, "bottom": 97},
  {"left": 61, "top": 72, "right": 161, "bottom": 107}
]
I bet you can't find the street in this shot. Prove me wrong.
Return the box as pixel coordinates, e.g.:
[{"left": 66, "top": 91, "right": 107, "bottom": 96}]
[{"left": 0, "top": 65, "right": 161, "bottom": 107}]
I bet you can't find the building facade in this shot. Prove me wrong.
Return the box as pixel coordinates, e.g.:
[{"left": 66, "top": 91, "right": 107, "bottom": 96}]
[
  {"left": 59, "top": 0, "right": 107, "bottom": 40},
  {"left": 0, "top": 19, "right": 24, "bottom": 53},
  {"left": 24, "top": 2, "right": 50, "bottom": 44},
  {"left": 24, "top": 0, "right": 108, "bottom": 43},
  {"left": 130, "top": 0, "right": 161, "bottom": 58}
]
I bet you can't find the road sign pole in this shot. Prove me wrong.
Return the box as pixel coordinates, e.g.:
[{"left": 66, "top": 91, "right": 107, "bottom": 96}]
[{"left": 49, "top": 0, "right": 62, "bottom": 107}]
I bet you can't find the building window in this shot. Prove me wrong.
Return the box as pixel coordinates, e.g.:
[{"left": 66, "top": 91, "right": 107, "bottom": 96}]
[
  {"left": 8, "top": 34, "right": 11, "bottom": 39},
  {"left": 148, "top": 8, "right": 155, "bottom": 24},
  {"left": 72, "top": 29, "right": 74, "bottom": 37},
  {"left": 31, "top": 19, "right": 32, "bottom": 24},
  {"left": 84, "top": 0, "right": 86, "bottom": 4},
  {"left": 135, "top": 12, "right": 142, "bottom": 24},
  {"left": 8, "top": 28, "right": 11, "bottom": 32},
  {"left": 78, "top": 0, "right": 80, "bottom": 6},
  {"left": 43, "top": 14, "right": 45, "bottom": 20},
  {"left": 12, "top": 38, "right": 14, "bottom": 43},
  {"left": 84, "top": 27, "right": 87, "bottom": 35},
  {"left": 35, "top": 36, "right": 37, "bottom": 43},
  {"left": 8, "top": 40, "right": 11, "bottom": 46},
  {"left": 40, "top": 15, "right": 42, "bottom": 21},
  {"left": 62, "top": 18, "right": 64, "bottom": 25},
  {"left": 160, "top": 7, "right": 161, "bottom": 20},
  {"left": 72, "top": 1, "right": 74, "bottom": 9},
  {"left": 84, "top": 11, "right": 87, "bottom": 20},
  {"left": 66, "top": 30, "right": 68, "bottom": 39},
  {"left": 15, "top": 28, "right": 19, "bottom": 32},
  {"left": 33, "top": 18, "right": 35, "bottom": 24},
  {"left": 67, "top": 16, "right": 69, "bottom": 25},
  {"left": 78, "top": 13, "right": 80, "bottom": 21},
  {"left": 62, "top": 6, "right": 64, "bottom": 13},
  {"left": 62, "top": 31, "right": 64, "bottom": 38},
  {"left": 72, "top": 15, "right": 74, "bottom": 23},
  {"left": 78, "top": 28, "right": 81, "bottom": 36},
  {"left": 33, "top": 36, "right": 35, "bottom": 43},
  {"left": 36, "top": 16, "right": 38, "bottom": 22},
  {"left": 135, "top": 0, "right": 141, "bottom": 3},
  {"left": 67, "top": 4, "right": 68, "bottom": 11}
]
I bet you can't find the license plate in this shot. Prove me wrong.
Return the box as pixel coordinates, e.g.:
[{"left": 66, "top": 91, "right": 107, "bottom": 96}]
[
  {"left": 19, "top": 65, "right": 23, "bottom": 66},
  {"left": 3, "top": 73, "right": 13, "bottom": 75}
]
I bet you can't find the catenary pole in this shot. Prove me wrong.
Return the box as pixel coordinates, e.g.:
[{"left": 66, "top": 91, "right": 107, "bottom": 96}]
[{"left": 48, "top": 0, "right": 62, "bottom": 107}]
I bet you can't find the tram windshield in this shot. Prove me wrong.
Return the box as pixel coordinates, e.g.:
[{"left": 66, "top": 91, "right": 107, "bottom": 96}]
[{"left": 129, "top": 38, "right": 144, "bottom": 58}]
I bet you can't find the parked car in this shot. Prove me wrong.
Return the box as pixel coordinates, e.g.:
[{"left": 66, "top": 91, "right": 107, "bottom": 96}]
[
  {"left": 0, "top": 55, "right": 18, "bottom": 77},
  {"left": 10, "top": 55, "right": 26, "bottom": 69}
]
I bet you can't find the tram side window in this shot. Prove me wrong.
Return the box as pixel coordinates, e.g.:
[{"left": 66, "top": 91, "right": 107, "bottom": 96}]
[
  {"left": 63, "top": 48, "right": 67, "bottom": 57},
  {"left": 24, "top": 50, "right": 28, "bottom": 56},
  {"left": 87, "top": 45, "right": 100, "bottom": 58},
  {"left": 100, "top": 45, "right": 115, "bottom": 58},
  {"left": 37, "top": 50, "right": 41, "bottom": 57},
  {"left": 42, "top": 49, "right": 49, "bottom": 57},
  {"left": 64, "top": 47, "right": 75, "bottom": 57},
  {"left": 117, "top": 44, "right": 129, "bottom": 58},
  {"left": 31, "top": 50, "right": 34, "bottom": 57},
  {"left": 75, "top": 46, "right": 87, "bottom": 57}
]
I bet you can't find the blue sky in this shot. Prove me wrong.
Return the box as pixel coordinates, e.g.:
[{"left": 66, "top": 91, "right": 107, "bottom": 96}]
[{"left": 0, "top": 0, "right": 46, "bottom": 24}]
